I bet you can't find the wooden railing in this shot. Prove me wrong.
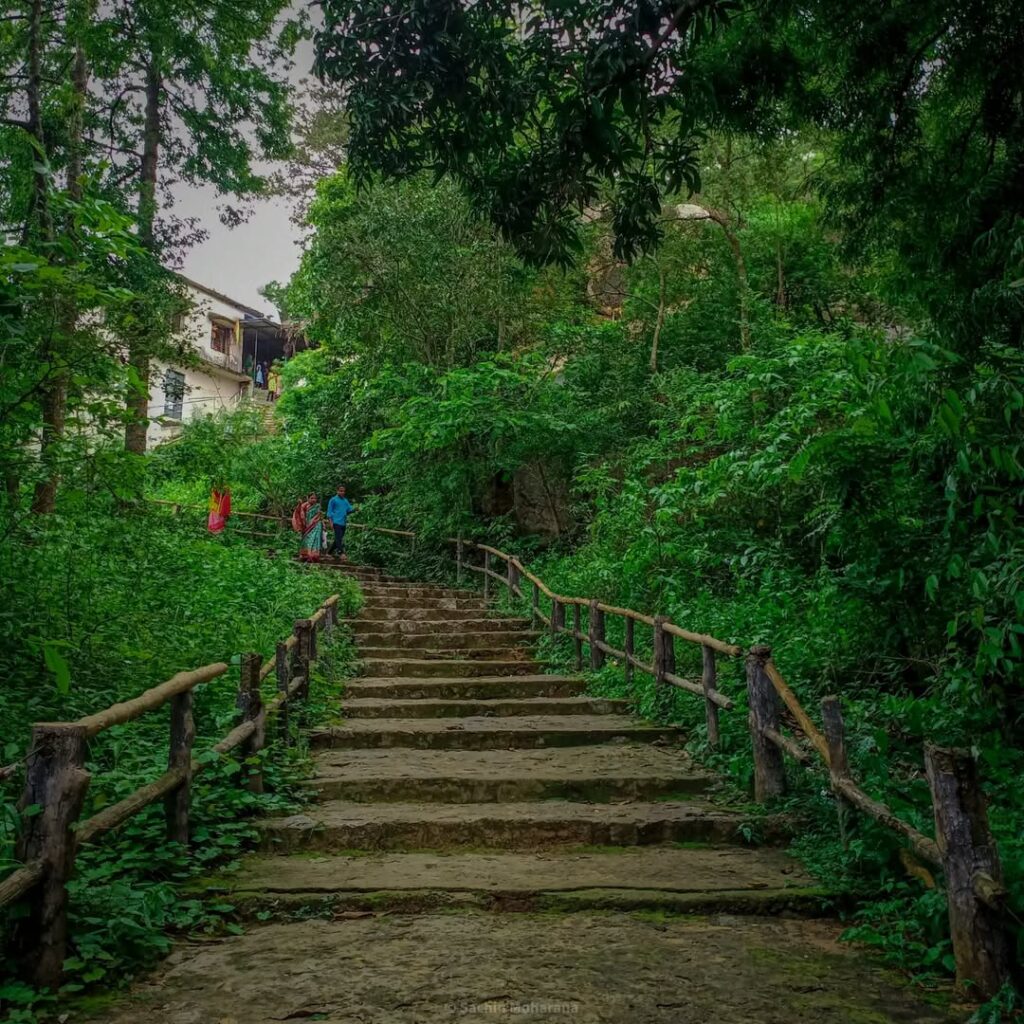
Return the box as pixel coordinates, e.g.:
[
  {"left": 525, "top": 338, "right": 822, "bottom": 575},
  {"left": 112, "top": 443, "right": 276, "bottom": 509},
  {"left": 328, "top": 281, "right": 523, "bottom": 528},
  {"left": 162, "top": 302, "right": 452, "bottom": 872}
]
[
  {"left": 453, "top": 538, "right": 1016, "bottom": 998},
  {"left": 0, "top": 594, "right": 341, "bottom": 990},
  {"left": 133, "top": 505, "right": 1015, "bottom": 996}
]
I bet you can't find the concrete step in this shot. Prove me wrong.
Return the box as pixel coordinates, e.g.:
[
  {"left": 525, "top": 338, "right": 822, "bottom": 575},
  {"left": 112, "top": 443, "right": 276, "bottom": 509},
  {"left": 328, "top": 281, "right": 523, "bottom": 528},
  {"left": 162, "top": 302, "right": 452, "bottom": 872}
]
[
  {"left": 340, "top": 696, "right": 631, "bottom": 719},
  {"left": 356, "top": 646, "right": 536, "bottom": 662},
  {"left": 309, "top": 746, "right": 710, "bottom": 802},
  {"left": 310, "top": 714, "right": 680, "bottom": 750},
  {"left": 361, "top": 596, "right": 488, "bottom": 610},
  {"left": 205, "top": 847, "right": 827, "bottom": 918},
  {"left": 359, "top": 658, "right": 546, "bottom": 678},
  {"left": 352, "top": 630, "right": 541, "bottom": 651},
  {"left": 345, "top": 676, "right": 589, "bottom": 700},
  {"left": 257, "top": 799, "right": 759, "bottom": 852},
  {"left": 359, "top": 585, "right": 472, "bottom": 599},
  {"left": 344, "top": 616, "right": 532, "bottom": 634},
  {"left": 356, "top": 607, "right": 503, "bottom": 622}
]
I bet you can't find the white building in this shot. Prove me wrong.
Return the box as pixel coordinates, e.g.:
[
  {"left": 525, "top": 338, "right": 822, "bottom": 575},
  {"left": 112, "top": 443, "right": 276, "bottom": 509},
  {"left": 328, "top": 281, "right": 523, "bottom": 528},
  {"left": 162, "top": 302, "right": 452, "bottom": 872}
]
[{"left": 147, "top": 278, "right": 294, "bottom": 448}]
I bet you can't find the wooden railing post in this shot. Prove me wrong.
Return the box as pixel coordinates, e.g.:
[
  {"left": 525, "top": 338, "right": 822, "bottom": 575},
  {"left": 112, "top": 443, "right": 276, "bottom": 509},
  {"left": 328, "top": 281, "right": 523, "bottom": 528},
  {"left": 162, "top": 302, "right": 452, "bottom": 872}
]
[
  {"left": 508, "top": 557, "right": 521, "bottom": 597},
  {"left": 653, "top": 615, "right": 675, "bottom": 685},
  {"left": 13, "top": 723, "right": 90, "bottom": 989},
  {"left": 275, "top": 640, "right": 291, "bottom": 746},
  {"left": 291, "top": 618, "right": 313, "bottom": 700},
  {"left": 483, "top": 550, "right": 491, "bottom": 601},
  {"left": 588, "top": 599, "right": 605, "bottom": 670},
  {"left": 165, "top": 690, "right": 194, "bottom": 844},
  {"left": 550, "top": 596, "right": 564, "bottom": 639},
  {"left": 237, "top": 652, "right": 265, "bottom": 794},
  {"left": 745, "top": 645, "right": 786, "bottom": 801},
  {"left": 532, "top": 581, "right": 541, "bottom": 627},
  {"left": 701, "top": 644, "right": 720, "bottom": 749},
  {"left": 624, "top": 617, "right": 635, "bottom": 687},
  {"left": 924, "top": 744, "right": 1014, "bottom": 999},
  {"left": 572, "top": 603, "right": 583, "bottom": 671},
  {"left": 456, "top": 537, "right": 464, "bottom": 585},
  {"left": 821, "top": 695, "right": 849, "bottom": 847}
]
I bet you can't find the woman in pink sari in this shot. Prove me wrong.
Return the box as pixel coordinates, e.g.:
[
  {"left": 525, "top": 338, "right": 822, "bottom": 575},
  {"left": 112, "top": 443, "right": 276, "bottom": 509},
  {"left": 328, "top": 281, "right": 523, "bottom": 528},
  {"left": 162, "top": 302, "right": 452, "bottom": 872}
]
[{"left": 294, "top": 493, "right": 325, "bottom": 562}]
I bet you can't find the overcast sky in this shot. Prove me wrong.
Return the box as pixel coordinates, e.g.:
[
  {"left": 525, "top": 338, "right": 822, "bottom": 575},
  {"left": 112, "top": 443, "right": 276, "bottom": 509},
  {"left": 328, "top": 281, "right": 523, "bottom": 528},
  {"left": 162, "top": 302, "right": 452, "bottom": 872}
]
[{"left": 175, "top": 29, "right": 318, "bottom": 315}]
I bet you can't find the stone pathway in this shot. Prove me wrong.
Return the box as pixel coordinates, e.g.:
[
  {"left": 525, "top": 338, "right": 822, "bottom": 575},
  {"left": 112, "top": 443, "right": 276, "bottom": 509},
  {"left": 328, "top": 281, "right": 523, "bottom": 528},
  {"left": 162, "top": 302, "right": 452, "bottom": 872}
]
[{"left": 97, "top": 565, "right": 957, "bottom": 1023}]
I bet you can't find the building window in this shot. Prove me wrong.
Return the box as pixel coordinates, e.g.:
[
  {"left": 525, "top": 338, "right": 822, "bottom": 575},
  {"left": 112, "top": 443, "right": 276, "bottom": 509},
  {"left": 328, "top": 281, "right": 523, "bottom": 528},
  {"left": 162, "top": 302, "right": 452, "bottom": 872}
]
[
  {"left": 170, "top": 310, "right": 186, "bottom": 333},
  {"left": 164, "top": 369, "right": 185, "bottom": 420},
  {"left": 211, "top": 322, "right": 233, "bottom": 353}
]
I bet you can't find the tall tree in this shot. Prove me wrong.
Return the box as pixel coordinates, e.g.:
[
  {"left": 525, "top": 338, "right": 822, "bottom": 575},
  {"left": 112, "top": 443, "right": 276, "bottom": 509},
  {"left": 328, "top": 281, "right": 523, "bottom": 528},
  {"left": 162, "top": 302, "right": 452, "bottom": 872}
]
[{"left": 88, "top": 0, "right": 303, "bottom": 453}]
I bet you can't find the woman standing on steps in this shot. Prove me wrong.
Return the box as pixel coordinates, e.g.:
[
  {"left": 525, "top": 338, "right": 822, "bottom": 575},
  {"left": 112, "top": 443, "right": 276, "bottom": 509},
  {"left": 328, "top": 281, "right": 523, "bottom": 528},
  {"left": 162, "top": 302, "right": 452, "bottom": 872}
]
[{"left": 293, "top": 492, "right": 325, "bottom": 562}]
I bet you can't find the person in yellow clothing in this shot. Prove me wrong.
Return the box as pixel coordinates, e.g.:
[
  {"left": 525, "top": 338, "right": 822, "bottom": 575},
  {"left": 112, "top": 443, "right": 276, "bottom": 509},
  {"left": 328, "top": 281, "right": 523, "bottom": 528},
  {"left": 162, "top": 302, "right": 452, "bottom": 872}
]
[{"left": 267, "top": 363, "right": 283, "bottom": 401}]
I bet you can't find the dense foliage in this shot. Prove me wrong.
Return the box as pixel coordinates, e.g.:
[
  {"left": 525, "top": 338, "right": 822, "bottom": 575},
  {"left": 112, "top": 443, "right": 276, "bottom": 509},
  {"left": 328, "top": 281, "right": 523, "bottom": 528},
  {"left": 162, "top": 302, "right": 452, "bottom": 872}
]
[{"left": 1, "top": 0, "right": 1023, "bottom": 1015}]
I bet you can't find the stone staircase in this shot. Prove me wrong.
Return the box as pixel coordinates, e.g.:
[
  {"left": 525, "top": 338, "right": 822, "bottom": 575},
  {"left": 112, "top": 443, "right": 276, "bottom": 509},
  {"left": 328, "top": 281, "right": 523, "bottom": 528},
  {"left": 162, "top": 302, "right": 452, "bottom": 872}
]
[
  {"left": 227, "top": 563, "right": 823, "bottom": 915},
  {"left": 103, "top": 565, "right": 958, "bottom": 1024}
]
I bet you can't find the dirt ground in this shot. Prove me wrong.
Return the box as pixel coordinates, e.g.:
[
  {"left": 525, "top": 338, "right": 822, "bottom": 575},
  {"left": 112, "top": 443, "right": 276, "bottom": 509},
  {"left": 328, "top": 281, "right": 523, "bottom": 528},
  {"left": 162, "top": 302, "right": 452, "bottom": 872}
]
[{"left": 91, "top": 912, "right": 959, "bottom": 1024}]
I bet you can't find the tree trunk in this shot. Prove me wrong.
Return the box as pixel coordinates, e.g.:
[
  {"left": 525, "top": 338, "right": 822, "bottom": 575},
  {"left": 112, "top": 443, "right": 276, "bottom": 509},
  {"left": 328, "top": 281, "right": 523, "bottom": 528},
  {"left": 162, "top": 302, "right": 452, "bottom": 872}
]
[
  {"left": 124, "top": 57, "right": 162, "bottom": 456},
  {"left": 32, "top": 1, "right": 93, "bottom": 514}
]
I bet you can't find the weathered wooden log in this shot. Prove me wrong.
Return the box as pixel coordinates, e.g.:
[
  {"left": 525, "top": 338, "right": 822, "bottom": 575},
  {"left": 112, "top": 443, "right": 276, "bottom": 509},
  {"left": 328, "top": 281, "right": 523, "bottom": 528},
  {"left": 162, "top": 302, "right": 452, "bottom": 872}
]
[
  {"left": 165, "top": 690, "right": 194, "bottom": 844},
  {"left": 663, "top": 671, "right": 734, "bottom": 708},
  {"left": 508, "top": 557, "right": 521, "bottom": 597},
  {"left": 550, "top": 597, "right": 565, "bottom": 640},
  {"left": 237, "top": 653, "right": 264, "bottom": 794},
  {"left": 653, "top": 616, "right": 675, "bottom": 686},
  {"left": 821, "top": 696, "right": 848, "bottom": 777},
  {"left": 275, "top": 641, "right": 291, "bottom": 746},
  {"left": 763, "top": 660, "right": 829, "bottom": 763},
  {"left": 12, "top": 723, "right": 91, "bottom": 989},
  {"left": 701, "top": 644, "right": 720, "bottom": 748},
  {"left": 532, "top": 581, "right": 541, "bottom": 628},
  {"left": 74, "top": 662, "right": 227, "bottom": 737},
  {"left": 746, "top": 645, "right": 787, "bottom": 801},
  {"left": 483, "top": 550, "right": 491, "bottom": 601},
  {"left": 291, "top": 619, "right": 313, "bottom": 701},
  {"left": 78, "top": 764, "right": 189, "bottom": 845},
  {"left": 0, "top": 861, "right": 44, "bottom": 909},
  {"left": 821, "top": 695, "right": 850, "bottom": 847},
  {"left": 662, "top": 622, "right": 742, "bottom": 657},
  {"left": 597, "top": 603, "right": 655, "bottom": 627},
  {"left": 924, "top": 744, "right": 1015, "bottom": 999},
  {"left": 761, "top": 726, "right": 812, "bottom": 764},
  {"left": 624, "top": 617, "right": 635, "bottom": 688},
  {"left": 572, "top": 603, "right": 583, "bottom": 671},
  {"left": 588, "top": 599, "right": 605, "bottom": 670}
]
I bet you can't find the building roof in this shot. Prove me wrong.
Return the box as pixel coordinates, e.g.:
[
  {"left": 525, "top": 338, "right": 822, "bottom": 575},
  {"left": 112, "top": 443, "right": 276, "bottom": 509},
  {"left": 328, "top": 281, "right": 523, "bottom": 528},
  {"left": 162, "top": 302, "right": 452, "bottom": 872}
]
[{"left": 176, "top": 274, "right": 272, "bottom": 321}]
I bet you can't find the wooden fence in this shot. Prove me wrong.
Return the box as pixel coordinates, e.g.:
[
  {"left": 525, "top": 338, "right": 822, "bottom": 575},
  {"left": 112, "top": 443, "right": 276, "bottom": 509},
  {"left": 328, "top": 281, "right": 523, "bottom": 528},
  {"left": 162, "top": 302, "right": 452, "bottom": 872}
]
[
  {"left": 454, "top": 538, "right": 1016, "bottom": 999},
  {"left": 0, "top": 593, "right": 341, "bottom": 990},
  {"left": 97, "top": 505, "right": 1016, "bottom": 995}
]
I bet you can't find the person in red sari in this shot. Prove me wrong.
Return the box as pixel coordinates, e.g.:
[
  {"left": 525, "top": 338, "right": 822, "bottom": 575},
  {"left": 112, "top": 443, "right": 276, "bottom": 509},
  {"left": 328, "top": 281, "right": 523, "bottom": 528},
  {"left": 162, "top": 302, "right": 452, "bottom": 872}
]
[
  {"left": 293, "top": 493, "right": 325, "bottom": 562},
  {"left": 208, "top": 487, "right": 231, "bottom": 534}
]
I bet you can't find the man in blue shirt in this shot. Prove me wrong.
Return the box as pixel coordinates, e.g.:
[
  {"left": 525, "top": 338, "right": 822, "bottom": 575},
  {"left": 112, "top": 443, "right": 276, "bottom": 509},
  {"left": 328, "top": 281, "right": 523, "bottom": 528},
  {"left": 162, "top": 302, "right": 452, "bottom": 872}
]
[{"left": 327, "top": 485, "right": 355, "bottom": 560}]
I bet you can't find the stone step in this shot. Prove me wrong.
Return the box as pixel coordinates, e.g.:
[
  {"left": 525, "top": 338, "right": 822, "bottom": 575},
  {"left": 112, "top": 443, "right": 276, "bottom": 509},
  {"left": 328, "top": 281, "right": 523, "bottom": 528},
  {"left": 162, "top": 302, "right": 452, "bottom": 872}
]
[
  {"left": 356, "top": 646, "right": 537, "bottom": 662},
  {"left": 257, "top": 799, "right": 759, "bottom": 852},
  {"left": 310, "top": 714, "right": 680, "bottom": 750},
  {"left": 361, "top": 595, "right": 488, "bottom": 610},
  {"left": 345, "top": 676, "right": 589, "bottom": 700},
  {"left": 309, "top": 746, "right": 709, "bottom": 802},
  {"left": 340, "top": 696, "right": 630, "bottom": 720},
  {"left": 344, "top": 616, "right": 532, "bottom": 634},
  {"left": 204, "top": 848, "right": 827, "bottom": 918},
  {"left": 356, "top": 607, "right": 503, "bottom": 622},
  {"left": 359, "top": 585, "right": 472, "bottom": 599},
  {"left": 352, "top": 630, "right": 542, "bottom": 651},
  {"left": 359, "top": 658, "right": 546, "bottom": 678}
]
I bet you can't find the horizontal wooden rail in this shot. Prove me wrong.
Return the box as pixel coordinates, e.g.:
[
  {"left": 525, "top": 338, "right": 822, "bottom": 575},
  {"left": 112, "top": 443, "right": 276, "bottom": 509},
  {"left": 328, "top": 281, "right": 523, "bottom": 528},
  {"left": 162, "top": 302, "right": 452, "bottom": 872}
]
[{"left": 73, "top": 663, "right": 229, "bottom": 738}]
